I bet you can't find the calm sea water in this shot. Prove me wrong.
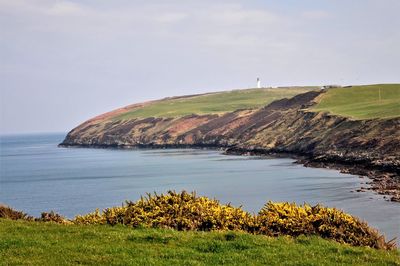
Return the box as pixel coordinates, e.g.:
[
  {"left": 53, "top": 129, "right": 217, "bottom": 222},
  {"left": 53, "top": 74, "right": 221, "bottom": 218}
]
[{"left": 1, "top": 133, "right": 399, "bottom": 242}]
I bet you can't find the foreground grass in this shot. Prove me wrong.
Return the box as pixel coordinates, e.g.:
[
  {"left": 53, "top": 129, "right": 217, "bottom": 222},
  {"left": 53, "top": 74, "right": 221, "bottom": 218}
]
[
  {"left": 0, "top": 219, "right": 398, "bottom": 265},
  {"left": 116, "top": 87, "right": 315, "bottom": 119},
  {"left": 312, "top": 84, "right": 400, "bottom": 119}
]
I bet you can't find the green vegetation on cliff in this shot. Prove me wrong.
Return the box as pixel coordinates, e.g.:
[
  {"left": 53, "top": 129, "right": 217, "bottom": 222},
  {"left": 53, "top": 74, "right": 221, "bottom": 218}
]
[
  {"left": 312, "top": 84, "right": 400, "bottom": 119},
  {"left": 112, "top": 84, "right": 400, "bottom": 121},
  {"left": 116, "top": 87, "right": 315, "bottom": 120},
  {"left": 1, "top": 219, "right": 399, "bottom": 266}
]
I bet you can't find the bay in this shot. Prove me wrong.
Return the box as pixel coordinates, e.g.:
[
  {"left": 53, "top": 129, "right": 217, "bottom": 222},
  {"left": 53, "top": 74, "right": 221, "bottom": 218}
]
[{"left": 0, "top": 133, "right": 398, "bottom": 242}]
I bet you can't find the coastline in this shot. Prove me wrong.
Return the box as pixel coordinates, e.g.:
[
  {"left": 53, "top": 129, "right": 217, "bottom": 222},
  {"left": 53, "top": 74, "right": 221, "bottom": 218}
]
[{"left": 57, "top": 90, "right": 400, "bottom": 203}]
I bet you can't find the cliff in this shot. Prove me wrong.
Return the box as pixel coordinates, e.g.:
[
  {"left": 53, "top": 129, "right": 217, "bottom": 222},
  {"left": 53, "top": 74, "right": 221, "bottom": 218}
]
[{"left": 60, "top": 89, "right": 400, "bottom": 201}]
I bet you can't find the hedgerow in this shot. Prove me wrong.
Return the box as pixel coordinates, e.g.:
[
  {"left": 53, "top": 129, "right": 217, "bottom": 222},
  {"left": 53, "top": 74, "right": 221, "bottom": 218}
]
[{"left": 0, "top": 191, "right": 396, "bottom": 250}]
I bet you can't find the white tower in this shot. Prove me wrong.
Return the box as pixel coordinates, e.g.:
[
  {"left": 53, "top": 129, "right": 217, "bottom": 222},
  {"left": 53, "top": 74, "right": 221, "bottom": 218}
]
[{"left": 257, "top": 77, "right": 261, "bottom": 88}]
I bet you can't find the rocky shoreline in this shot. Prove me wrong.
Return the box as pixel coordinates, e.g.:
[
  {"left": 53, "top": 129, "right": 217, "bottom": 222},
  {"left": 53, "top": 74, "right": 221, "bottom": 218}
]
[
  {"left": 224, "top": 146, "right": 400, "bottom": 202},
  {"left": 299, "top": 160, "right": 400, "bottom": 202}
]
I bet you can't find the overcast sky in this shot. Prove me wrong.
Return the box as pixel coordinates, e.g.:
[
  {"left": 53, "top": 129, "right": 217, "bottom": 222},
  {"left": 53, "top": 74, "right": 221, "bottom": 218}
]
[{"left": 1, "top": 0, "right": 399, "bottom": 134}]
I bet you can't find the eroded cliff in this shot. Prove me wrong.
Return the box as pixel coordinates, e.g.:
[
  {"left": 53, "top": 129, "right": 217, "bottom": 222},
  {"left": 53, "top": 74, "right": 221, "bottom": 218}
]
[{"left": 61, "top": 90, "right": 400, "bottom": 200}]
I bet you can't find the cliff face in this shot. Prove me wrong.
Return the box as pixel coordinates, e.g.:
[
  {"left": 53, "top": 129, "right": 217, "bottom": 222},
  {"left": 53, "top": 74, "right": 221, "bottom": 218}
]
[{"left": 61, "top": 91, "right": 400, "bottom": 172}]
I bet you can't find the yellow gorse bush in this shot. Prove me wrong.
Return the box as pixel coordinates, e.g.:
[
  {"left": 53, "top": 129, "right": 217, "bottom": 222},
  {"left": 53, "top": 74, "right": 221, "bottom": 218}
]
[
  {"left": 74, "top": 209, "right": 106, "bottom": 225},
  {"left": 117, "top": 191, "right": 255, "bottom": 231},
  {"left": 72, "top": 191, "right": 256, "bottom": 232},
  {"left": 257, "top": 202, "right": 394, "bottom": 250},
  {"left": 1, "top": 191, "right": 396, "bottom": 250}
]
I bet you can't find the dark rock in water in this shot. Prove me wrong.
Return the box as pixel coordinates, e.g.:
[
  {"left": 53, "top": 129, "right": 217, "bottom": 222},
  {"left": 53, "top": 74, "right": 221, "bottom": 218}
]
[{"left": 390, "top": 195, "right": 400, "bottom": 202}]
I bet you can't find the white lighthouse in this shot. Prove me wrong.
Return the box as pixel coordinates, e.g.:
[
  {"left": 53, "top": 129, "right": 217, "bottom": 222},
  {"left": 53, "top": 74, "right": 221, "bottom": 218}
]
[{"left": 257, "top": 77, "right": 261, "bottom": 88}]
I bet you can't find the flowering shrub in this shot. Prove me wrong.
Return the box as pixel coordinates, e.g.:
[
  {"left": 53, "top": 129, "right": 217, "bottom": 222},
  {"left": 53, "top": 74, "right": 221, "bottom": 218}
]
[
  {"left": 122, "top": 191, "right": 255, "bottom": 231},
  {"left": 258, "top": 202, "right": 396, "bottom": 250},
  {"left": 74, "top": 206, "right": 127, "bottom": 225},
  {"left": 1, "top": 192, "right": 396, "bottom": 250},
  {"left": 74, "top": 209, "right": 106, "bottom": 225}
]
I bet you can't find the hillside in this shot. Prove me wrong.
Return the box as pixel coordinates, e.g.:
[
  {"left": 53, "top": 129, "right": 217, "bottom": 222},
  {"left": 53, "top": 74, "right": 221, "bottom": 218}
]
[
  {"left": 61, "top": 84, "right": 400, "bottom": 201},
  {"left": 311, "top": 84, "right": 400, "bottom": 119},
  {"left": 1, "top": 219, "right": 399, "bottom": 265},
  {"left": 115, "top": 87, "right": 316, "bottom": 119}
]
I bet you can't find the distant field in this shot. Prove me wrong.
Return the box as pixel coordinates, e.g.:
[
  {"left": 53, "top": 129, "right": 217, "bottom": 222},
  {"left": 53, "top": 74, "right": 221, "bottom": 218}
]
[
  {"left": 312, "top": 84, "right": 400, "bottom": 120},
  {"left": 111, "top": 84, "right": 399, "bottom": 121},
  {"left": 1, "top": 219, "right": 399, "bottom": 265},
  {"left": 115, "top": 87, "right": 316, "bottom": 120}
]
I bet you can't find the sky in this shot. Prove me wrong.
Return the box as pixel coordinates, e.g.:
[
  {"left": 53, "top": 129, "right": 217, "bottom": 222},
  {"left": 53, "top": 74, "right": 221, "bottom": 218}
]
[{"left": 0, "top": 0, "right": 399, "bottom": 134}]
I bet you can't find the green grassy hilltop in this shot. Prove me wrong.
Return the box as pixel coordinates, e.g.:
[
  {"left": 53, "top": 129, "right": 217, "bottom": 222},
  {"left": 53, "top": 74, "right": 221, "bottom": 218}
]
[
  {"left": 116, "top": 87, "right": 316, "bottom": 119},
  {"left": 312, "top": 84, "right": 400, "bottom": 120},
  {"left": 113, "top": 84, "right": 400, "bottom": 121},
  {"left": 1, "top": 219, "right": 399, "bottom": 266}
]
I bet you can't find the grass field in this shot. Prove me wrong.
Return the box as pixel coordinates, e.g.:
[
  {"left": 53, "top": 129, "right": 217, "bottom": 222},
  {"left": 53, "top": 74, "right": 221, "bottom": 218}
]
[
  {"left": 116, "top": 87, "right": 315, "bottom": 120},
  {"left": 0, "top": 219, "right": 399, "bottom": 265},
  {"left": 311, "top": 84, "right": 400, "bottom": 120},
  {"left": 114, "top": 84, "right": 400, "bottom": 121}
]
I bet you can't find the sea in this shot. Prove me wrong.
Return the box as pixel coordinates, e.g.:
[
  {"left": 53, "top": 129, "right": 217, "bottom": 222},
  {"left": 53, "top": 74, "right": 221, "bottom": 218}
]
[{"left": 0, "top": 133, "right": 399, "bottom": 242}]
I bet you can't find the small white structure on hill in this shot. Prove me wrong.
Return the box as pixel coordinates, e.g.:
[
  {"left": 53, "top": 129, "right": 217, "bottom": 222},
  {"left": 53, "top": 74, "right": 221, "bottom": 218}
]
[
  {"left": 321, "top": 85, "right": 342, "bottom": 90},
  {"left": 257, "top": 77, "right": 261, "bottom": 88}
]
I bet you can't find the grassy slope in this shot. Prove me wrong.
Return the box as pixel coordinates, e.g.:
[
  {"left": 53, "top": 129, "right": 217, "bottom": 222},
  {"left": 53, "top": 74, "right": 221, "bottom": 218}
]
[
  {"left": 115, "top": 87, "right": 315, "bottom": 120},
  {"left": 1, "top": 219, "right": 399, "bottom": 266},
  {"left": 113, "top": 84, "right": 399, "bottom": 121},
  {"left": 311, "top": 84, "right": 400, "bottom": 120}
]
